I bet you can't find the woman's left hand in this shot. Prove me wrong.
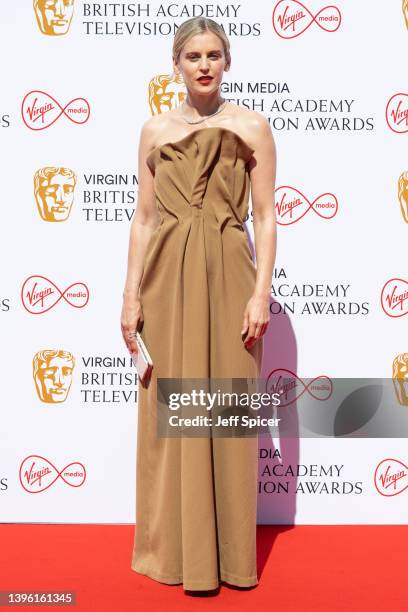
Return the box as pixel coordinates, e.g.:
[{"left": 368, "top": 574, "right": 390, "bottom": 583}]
[{"left": 241, "top": 293, "right": 270, "bottom": 349}]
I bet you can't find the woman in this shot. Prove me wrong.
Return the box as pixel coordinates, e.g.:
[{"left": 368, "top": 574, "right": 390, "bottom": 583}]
[{"left": 121, "top": 17, "right": 277, "bottom": 592}]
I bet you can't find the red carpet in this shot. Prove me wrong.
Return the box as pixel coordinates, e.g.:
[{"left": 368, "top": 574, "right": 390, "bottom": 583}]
[{"left": 0, "top": 525, "right": 406, "bottom": 610}]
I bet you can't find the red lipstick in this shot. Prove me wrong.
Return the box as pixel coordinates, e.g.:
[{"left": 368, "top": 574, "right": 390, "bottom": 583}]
[{"left": 197, "top": 76, "right": 213, "bottom": 84}]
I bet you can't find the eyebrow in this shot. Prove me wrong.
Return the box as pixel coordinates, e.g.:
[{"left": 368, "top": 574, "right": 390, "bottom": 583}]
[{"left": 185, "top": 50, "right": 222, "bottom": 54}]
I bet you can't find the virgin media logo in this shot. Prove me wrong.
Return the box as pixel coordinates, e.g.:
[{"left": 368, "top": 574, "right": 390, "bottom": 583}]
[
  {"left": 19, "top": 455, "right": 86, "bottom": 493},
  {"left": 380, "top": 278, "right": 408, "bottom": 318},
  {"left": 21, "top": 275, "right": 89, "bottom": 314},
  {"left": 21, "top": 90, "right": 90, "bottom": 130},
  {"left": 275, "top": 186, "right": 338, "bottom": 225},
  {"left": 385, "top": 94, "right": 408, "bottom": 134},
  {"left": 374, "top": 458, "right": 408, "bottom": 496},
  {"left": 272, "top": 0, "right": 341, "bottom": 39},
  {"left": 266, "top": 368, "right": 333, "bottom": 406}
]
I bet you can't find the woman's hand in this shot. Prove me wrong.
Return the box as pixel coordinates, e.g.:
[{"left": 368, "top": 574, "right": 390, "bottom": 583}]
[
  {"left": 121, "top": 296, "right": 144, "bottom": 355},
  {"left": 241, "top": 293, "right": 270, "bottom": 349}
]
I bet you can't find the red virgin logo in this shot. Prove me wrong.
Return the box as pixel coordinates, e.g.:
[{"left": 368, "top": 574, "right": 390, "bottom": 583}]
[
  {"left": 272, "top": 0, "right": 341, "bottom": 39},
  {"left": 21, "top": 90, "right": 90, "bottom": 130},
  {"left": 385, "top": 94, "right": 408, "bottom": 133},
  {"left": 380, "top": 278, "right": 408, "bottom": 318},
  {"left": 266, "top": 368, "right": 333, "bottom": 406},
  {"left": 19, "top": 455, "right": 86, "bottom": 493},
  {"left": 21, "top": 275, "right": 89, "bottom": 314},
  {"left": 275, "top": 186, "right": 338, "bottom": 225},
  {"left": 374, "top": 458, "right": 408, "bottom": 496}
]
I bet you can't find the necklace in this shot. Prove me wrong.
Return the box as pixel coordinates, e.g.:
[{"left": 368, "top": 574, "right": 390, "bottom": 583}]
[{"left": 180, "top": 99, "right": 228, "bottom": 125}]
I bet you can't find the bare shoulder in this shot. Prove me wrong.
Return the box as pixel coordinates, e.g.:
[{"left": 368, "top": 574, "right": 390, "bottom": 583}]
[
  {"left": 139, "top": 111, "right": 179, "bottom": 153},
  {"left": 227, "top": 104, "right": 273, "bottom": 151}
]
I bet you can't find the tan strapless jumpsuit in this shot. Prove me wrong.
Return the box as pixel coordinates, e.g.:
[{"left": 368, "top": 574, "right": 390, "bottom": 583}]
[{"left": 131, "top": 126, "right": 263, "bottom": 591}]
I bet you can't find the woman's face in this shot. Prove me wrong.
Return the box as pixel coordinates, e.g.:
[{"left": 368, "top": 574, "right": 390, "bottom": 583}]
[{"left": 173, "top": 31, "right": 229, "bottom": 96}]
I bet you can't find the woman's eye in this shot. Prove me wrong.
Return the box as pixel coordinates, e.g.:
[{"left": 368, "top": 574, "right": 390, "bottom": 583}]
[{"left": 188, "top": 55, "right": 219, "bottom": 60}]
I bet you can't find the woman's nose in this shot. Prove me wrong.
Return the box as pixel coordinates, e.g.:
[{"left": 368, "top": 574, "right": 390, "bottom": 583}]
[{"left": 198, "top": 58, "right": 210, "bottom": 70}]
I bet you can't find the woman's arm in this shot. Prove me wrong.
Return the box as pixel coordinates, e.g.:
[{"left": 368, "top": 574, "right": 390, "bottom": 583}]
[
  {"left": 121, "top": 119, "right": 161, "bottom": 355},
  {"left": 242, "top": 115, "right": 277, "bottom": 348}
]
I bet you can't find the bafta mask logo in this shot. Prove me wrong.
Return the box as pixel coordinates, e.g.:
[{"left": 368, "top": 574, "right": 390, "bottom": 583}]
[
  {"left": 403, "top": 0, "right": 408, "bottom": 29},
  {"left": 398, "top": 171, "right": 408, "bottom": 223},
  {"left": 33, "top": 349, "right": 75, "bottom": 403},
  {"left": 34, "top": 167, "right": 76, "bottom": 222},
  {"left": 148, "top": 73, "right": 186, "bottom": 115},
  {"left": 392, "top": 353, "right": 408, "bottom": 406},
  {"left": 33, "top": 0, "right": 75, "bottom": 36}
]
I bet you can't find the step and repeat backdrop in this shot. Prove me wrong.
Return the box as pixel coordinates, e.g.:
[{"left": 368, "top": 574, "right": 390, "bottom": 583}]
[{"left": 0, "top": 1, "right": 407, "bottom": 524}]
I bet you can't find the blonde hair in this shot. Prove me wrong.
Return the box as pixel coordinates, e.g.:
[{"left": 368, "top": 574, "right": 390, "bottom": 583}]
[{"left": 172, "top": 18, "right": 231, "bottom": 68}]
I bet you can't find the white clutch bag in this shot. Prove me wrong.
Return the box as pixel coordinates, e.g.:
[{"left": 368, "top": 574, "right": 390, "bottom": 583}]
[{"left": 131, "top": 332, "right": 153, "bottom": 385}]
